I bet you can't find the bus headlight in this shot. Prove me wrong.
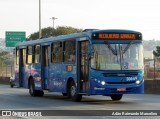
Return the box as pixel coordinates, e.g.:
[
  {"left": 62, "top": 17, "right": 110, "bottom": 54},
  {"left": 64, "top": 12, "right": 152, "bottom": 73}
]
[
  {"left": 101, "top": 81, "right": 106, "bottom": 85},
  {"left": 136, "top": 80, "right": 140, "bottom": 85},
  {"left": 92, "top": 77, "right": 106, "bottom": 85}
]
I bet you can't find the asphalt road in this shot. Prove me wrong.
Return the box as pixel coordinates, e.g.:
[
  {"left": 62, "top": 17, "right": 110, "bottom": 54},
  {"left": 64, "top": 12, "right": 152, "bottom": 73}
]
[{"left": 0, "top": 84, "right": 159, "bottom": 119}]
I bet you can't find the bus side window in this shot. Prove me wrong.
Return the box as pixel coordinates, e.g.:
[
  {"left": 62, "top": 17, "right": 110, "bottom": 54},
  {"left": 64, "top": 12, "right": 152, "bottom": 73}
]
[
  {"left": 16, "top": 48, "right": 19, "bottom": 65},
  {"left": 51, "top": 42, "right": 62, "bottom": 63},
  {"left": 64, "top": 40, "right": 76, "bottom": 63},
  {"left": 34, "top": 45, "right": 41, "bottom": 63},
  {"left": 23, "top": 49, "right": 26, "bottom": 65},
  {"left": 27, "top": 46, "right": 33, "bottom": 64}
]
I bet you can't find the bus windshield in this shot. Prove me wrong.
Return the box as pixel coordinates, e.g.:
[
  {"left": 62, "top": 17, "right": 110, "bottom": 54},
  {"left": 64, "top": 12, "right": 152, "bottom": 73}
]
[{"left": 91, "top": 43, "right": 144, "bottom": 70}]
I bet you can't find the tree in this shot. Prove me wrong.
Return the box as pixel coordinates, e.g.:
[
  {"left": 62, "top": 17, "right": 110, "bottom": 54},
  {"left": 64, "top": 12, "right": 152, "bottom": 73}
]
[
  {"left": 153, "top": 46, "right": 160, "bottom": 57},
  {"left": 55, "top": 26, "right": 83, "bottom": 36},
  {"left": 0, "top": 51, "right": 12, "bottom": 66},
  {"left": 28, "top": 26, "right": 83, "bottom": 40}
]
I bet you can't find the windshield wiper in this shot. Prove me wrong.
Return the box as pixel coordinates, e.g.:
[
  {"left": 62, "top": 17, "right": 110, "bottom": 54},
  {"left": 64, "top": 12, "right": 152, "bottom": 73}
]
[
  {"left": 106, "top": 43, "right": 117, "bottom": 55},
  {"left": 122, "top": 41, "right": 133, "bottom": 54}
]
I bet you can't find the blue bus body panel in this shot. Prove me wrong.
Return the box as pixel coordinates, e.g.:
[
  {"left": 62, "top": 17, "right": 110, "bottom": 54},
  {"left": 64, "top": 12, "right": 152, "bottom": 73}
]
[
  {"left": 89, "top": 69, "right": 144, "bottom": 95},
  {"left": 31, "top": 64, "right": 42, "bottom": 90},
  {"left": 44, "top": 66, "right": 49, "bottom": 89},
  {"left": 14, "top": 66, "right": 25, "bottom": 87},
  {"left": 49, "top": 64, "right": 61, "bottom": 91},
  {"left": 49, "top": 63, "right": 77, "bottom": 93}
]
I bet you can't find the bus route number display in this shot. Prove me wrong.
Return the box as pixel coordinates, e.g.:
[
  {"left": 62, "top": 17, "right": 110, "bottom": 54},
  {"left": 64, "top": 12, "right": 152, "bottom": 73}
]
[{"left": 92, "top": 33, "right": 142, "bottom": 40}]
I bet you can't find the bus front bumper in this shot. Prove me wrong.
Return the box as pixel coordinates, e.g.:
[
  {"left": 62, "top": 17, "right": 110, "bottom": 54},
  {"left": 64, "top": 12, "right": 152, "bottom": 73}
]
[{"left": 90, "top": 83, "right": 144, "bottom": 95}]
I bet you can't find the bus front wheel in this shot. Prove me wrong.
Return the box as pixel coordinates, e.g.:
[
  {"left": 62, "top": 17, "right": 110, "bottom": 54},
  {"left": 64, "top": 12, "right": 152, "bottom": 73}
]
[
  {"left": 68, "top": 81, "right": 82, "bottom": 102},
  {"left": 110, "top": 94, "right": 123, "bottom": 101},
  {"left": 29, "top": 79, "right": 44, "bottom": 97}
]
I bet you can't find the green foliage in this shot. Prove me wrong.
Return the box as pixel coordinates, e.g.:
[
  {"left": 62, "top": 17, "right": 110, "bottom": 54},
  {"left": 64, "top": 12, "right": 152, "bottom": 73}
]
[
  {"left": 55, "top": 26, "right": 82, "bottom": 36},
  {"left": 0, "top": 51, "right": 12, "bottom": 66},
  {"left": 28, "top": 26, "right": 83, "bottom": 40},
  {"left": 153, "top": 46, "right": 160, "bottom": 57}
]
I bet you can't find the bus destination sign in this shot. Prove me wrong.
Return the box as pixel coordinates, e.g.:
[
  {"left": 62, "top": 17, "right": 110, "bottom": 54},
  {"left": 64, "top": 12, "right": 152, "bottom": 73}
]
[{"left": 92, "top": 33, "right": 142, "bottom": 40}]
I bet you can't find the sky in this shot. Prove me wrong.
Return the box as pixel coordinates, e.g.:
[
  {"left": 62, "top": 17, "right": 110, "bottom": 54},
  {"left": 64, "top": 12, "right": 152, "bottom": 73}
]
[{"left": 0, "top": 0, "right": 160, "bottom": 40}]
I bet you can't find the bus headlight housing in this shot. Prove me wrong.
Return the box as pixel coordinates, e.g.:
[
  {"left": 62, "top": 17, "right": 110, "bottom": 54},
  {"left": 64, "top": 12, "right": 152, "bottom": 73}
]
[
  {"left": 101, "top": 81, "right": 106, "bottom": 85},
  {"left": 92, "top": 77, "right": 106, "bottom": 85},
  {"left": 136, "top": 80, "right": 140, "bottom": 85}
]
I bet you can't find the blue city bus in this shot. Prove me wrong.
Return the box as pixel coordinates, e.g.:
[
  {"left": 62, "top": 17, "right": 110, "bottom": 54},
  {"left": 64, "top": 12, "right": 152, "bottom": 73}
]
[{"left": 14, "top": 29, "right": 144, "bottom": 101}]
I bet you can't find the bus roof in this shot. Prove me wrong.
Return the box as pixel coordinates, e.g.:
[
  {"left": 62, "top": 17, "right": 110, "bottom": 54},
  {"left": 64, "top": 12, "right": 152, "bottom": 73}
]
[
  {"left": 15, "top": 30, "right": 91, "bottom": 47},
  {"left": 15, "top": 29, "right": 142, "bottom": 47}
]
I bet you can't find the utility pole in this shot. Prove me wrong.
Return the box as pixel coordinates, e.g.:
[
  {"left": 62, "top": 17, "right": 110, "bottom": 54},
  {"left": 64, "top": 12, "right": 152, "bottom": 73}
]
[
  {"left": 50, "top": 17, "right": 58, "bottom": 29},
  {"left": 39, "top": 0, "right": 42, "bottom": 39}
]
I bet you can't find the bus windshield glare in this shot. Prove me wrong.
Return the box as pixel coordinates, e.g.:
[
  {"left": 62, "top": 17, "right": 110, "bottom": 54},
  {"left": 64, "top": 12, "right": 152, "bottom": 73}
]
[{"left": 91, "top": 43, "right": 144, "bottom": 70}]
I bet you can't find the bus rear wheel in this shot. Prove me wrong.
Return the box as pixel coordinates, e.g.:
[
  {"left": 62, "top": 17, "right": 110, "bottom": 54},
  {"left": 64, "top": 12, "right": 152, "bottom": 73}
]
[
  {"left": 29, "top": 79, "right": 44, "bottom": 97},
  {"left": 68, "top": 81, "right": 82, "bottom": 102},
  {"left": 110, "top": 94, "right": 123, "bottom": 101}
]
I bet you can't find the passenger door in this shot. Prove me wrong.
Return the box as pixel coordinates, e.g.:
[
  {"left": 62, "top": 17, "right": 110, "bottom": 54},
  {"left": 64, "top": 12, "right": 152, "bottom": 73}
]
[
  {"left": 77, "top": 41, "right": 89, "bottom": 93},
  {"left": 19, "top": 48, "right": 26, "bottom": 87},
  {"left": 41, "top": 45, "right": 49, "bottom": 89}
]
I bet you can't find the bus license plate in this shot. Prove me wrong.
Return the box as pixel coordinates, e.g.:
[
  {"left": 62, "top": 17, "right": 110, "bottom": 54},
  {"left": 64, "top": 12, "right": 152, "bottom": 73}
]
[{"left": 117, "top": 88, "right": 126, "bottom": 91}]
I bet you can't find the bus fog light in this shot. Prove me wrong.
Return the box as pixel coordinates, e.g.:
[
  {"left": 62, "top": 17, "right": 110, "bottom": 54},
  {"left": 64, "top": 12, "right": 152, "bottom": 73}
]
[
  {"left": 101, "top": 81, "right": 106, "bottom": 85},
  {"left": 136, "top": 80, "right": 140, "bottom": 84}
]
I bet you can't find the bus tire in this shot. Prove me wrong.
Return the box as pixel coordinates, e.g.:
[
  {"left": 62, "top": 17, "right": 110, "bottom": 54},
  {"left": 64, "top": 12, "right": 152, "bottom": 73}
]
[
  {"left": 62, "top": 93, "right": 67, "bottom": 96},
  {"left": 68, "top": 81, "right": 82, "bottom": 102},
  {"left": 29, "top": 79, "right": 36, "bottom": 96},
  {"left": 10, "top": 83, "right": 14, "bottom": 88},
  {"left": 37, "top": 90, "right": 44, "bottom": 97},
  {"left": 110, "top": 94, "right": 123, "bottom": 101},
  {"left": 29, "top": 79, "right": 44, "bottom": 97}
]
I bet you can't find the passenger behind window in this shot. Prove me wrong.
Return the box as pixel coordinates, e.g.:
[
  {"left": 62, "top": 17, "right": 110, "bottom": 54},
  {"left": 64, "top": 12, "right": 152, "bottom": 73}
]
[{"left": 68, "top": 54, "right": 75, "bottom": 62}]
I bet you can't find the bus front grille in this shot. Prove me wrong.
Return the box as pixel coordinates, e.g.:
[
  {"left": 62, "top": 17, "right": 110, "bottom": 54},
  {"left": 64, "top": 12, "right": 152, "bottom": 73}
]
[
  {"left": 106, "top": 81, "right": 135, "bottom": 84},
  {"left": 103, "top": 73, "right": 138, "bottom": 77}
]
